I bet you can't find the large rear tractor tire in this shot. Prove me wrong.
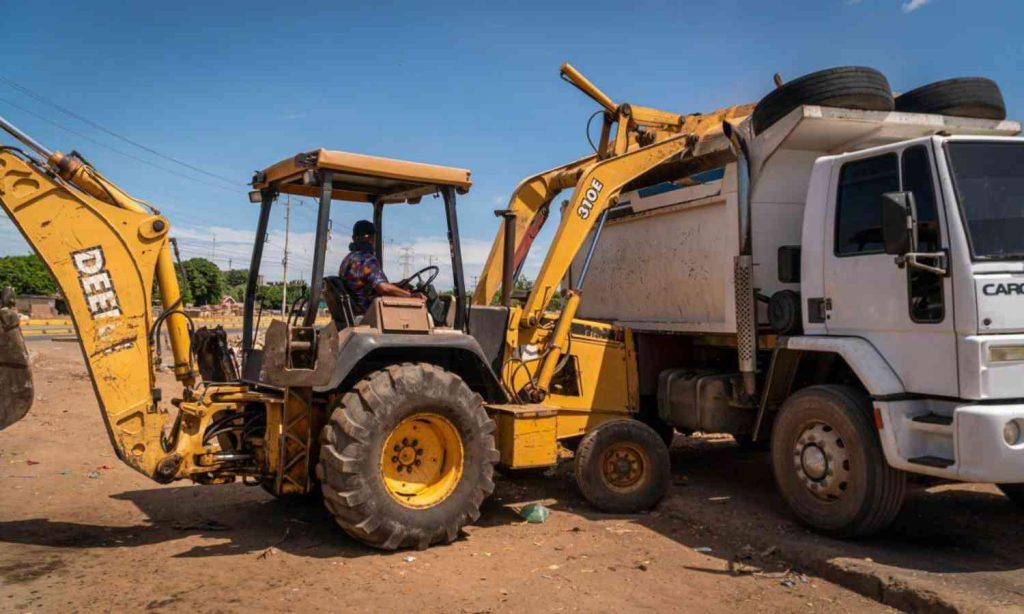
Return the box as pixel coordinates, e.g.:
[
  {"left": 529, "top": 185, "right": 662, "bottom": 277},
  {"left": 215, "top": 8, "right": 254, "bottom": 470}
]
[
  {"left": 574, "top": 419, "right": 671, "bottom": 513},
  {"left": 998, "top": 483, "right": 1024, "bottom": 509},
  {"left": 752, "top": 67, "right": 894, "bottom": 135},
  {"left": 771, "top": 385, "right": 906, "bottom": 537},
  {"left": 317, "top": 363, "right": 499, "bottom": 550}
]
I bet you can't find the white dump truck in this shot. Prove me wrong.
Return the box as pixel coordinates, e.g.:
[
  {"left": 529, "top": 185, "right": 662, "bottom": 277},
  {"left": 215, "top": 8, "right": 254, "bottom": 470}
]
[{"left": 572, "top": 68, "right": 1024, "bottom": 535}]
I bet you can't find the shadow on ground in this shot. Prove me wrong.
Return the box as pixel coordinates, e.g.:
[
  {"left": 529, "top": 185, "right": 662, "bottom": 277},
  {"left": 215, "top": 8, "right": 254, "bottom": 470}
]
[{"left": 0, "top": 436, "right": 1021, "bottom": 584}]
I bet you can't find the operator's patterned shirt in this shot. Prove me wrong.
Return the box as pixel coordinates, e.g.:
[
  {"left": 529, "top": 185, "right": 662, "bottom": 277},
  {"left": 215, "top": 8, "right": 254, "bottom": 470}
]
[{"left": 339, "top": 242, "right": 388, "bottom": 312}]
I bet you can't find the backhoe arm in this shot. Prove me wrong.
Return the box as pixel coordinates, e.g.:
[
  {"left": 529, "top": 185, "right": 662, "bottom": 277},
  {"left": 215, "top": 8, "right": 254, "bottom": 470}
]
[{"left": 0, "top": 116, "right": 196, "bottom": 480}]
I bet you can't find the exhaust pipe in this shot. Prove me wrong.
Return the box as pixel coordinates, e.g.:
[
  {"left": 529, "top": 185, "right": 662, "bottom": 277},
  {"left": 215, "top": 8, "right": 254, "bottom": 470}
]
[
  {"left": 0, "top": 288, "right": 33, "bottom": 430},
  {"left": 723, "top": 121, "right": 758, "bottom": 398}
]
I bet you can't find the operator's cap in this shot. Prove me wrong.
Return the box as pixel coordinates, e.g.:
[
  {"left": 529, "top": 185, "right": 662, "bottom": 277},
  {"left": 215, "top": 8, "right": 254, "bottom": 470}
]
[{"left": 352, "top": 219, "right": 375, "bottom": 238}]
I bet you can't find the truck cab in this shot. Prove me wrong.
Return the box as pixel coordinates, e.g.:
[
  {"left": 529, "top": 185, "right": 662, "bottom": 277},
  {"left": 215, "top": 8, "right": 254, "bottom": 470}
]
[{"left": 803, "top": 135, "right": 1024, "bottom": 482}]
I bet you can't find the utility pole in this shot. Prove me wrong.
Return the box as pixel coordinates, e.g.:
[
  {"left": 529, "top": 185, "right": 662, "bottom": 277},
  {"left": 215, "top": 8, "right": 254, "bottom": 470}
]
[
  {"left": 398, "top": 246, "right": 415, "bottom": 278},
  {"left": 228, "top": 258, "right": 232, "bottom": 270},
  {"left": 212, "top": 236, "right": 217, "bottom": 261},
  {"left": 282, "top": 195, "right": 292, "bottom": 315}
]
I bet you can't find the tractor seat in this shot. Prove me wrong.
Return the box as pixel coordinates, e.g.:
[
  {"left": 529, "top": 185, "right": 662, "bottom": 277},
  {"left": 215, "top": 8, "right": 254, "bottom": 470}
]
[{"left": 323, "top": 276, "right": 361, "bottom": 328}]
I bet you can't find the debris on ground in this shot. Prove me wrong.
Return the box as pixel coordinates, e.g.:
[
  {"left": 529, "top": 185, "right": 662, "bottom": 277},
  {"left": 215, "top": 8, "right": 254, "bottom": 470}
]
[
  {"left": 604, "top": 525, "right": 634, "bottom": 535},
  {"left": 257, "top": 527, "right": 292, "bottom": 560},
  {"left": 694, "top": 546, "right": 713, "bottom": 553},
  {"left": 519, "top": 503, "right": 551, "bottom": 524},
  {"left": 403, "top": 556, "right": 417, "bottom": 563}
]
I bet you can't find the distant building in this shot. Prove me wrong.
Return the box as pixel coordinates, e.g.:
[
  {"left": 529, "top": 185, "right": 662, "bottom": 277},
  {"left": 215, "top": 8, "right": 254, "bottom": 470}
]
[{"left": 14, "top": 295, "right": 66, "bottom": 318}]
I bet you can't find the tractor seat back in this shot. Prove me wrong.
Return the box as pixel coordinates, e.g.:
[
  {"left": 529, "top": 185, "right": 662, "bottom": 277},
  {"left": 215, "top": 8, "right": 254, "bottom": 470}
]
[{"left": 322, "top": 276, "right": 360, "bottom": 328}]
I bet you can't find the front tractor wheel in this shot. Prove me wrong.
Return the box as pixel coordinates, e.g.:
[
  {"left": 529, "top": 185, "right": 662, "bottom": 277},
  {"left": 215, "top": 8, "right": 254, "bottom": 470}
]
[
  {"left": 317, "top": 363, "right": 499, "bottom": 550},
  {"left": 574, "top": 419, "right": 671, "bottom": 513},
  {"left": 771, "top": 385, "right": 906, "bottom": 537}
]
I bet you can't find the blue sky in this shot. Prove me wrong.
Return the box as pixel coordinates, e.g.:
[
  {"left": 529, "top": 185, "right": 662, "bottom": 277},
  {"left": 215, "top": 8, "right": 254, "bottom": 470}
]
[{"left": 0, "top": 0, "right": 1019, "bottom": 288}]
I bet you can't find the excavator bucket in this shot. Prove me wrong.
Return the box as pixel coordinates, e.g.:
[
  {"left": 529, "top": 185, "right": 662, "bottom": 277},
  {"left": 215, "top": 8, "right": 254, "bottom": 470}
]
[{"left": 0, "top": 287, "right": 33, "bottom": 430}]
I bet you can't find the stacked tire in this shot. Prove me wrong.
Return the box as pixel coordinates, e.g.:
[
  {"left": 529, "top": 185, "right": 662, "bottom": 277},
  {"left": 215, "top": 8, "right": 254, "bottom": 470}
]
[{"left": 752, "top": 67, "right": 1006, "bottom": 135}]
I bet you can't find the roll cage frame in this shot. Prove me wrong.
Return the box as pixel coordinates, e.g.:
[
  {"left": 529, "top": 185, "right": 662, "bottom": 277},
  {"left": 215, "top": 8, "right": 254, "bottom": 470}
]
[{"left": 242, "top": 149, "right": 473, "bottom": 365}]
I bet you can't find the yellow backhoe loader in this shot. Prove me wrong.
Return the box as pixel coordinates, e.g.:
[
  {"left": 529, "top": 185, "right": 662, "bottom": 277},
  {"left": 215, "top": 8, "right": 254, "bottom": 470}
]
[{"left": 0, "top": 63, "right": 745, "bottom": 549}]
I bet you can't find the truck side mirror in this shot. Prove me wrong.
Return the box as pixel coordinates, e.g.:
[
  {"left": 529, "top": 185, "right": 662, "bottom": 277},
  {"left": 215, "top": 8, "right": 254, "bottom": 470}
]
[{"left": 881, "top": 191, "right": 917, "bottom": 256}]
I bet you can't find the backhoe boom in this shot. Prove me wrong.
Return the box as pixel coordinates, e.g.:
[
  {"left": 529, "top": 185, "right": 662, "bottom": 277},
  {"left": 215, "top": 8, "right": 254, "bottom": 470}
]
[{"left": 0, "top": 116, "right": 196, "bottom": 480}]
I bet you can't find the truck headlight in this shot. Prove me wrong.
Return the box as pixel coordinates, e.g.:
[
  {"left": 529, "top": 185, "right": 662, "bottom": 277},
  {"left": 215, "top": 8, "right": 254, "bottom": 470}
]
[
  {"left": 1005, "top": 420, "right": 1023, "bottom": 446},
  {"left": 988, "top": 345, "right": 1024, "bottom": 362}
]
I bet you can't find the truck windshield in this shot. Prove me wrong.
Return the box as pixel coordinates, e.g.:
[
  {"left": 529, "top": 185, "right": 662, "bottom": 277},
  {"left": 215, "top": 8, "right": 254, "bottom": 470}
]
[{"left": 948, "top": 141, "right": 1024, "bottom": 259}]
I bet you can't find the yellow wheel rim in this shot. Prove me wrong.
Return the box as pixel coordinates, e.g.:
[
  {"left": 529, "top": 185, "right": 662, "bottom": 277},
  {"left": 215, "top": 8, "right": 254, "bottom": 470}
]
[
  {"left": 381, "top": 413, "right": 464, "bottom": 509},
  {"left": 600, "top": 442, "right": 649, "bottom": 493}
]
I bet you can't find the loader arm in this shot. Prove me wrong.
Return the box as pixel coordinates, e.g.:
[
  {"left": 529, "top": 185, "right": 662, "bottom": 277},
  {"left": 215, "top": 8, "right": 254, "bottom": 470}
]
[
  {"left": 0, "top": 120, "right": 197, "bottom": 480},
  {"left": 471, "top": 154, "right": 596, "bottom": 306},
  {"left": 494, "top": 63, "right": 754, "bottom": 402},
  {"left": 519, "top": 134, "right": 695, "bottom": 326}
]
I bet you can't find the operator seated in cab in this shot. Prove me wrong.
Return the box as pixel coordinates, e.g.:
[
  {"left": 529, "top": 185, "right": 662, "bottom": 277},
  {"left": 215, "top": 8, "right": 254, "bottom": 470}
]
[{"left": 340, "top": 220, "right": 417, "bottom": 313}]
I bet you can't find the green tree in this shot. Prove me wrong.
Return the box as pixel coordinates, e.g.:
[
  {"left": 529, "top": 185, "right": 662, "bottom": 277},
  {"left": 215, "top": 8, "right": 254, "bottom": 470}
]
[
  {"left": 181, "top": 258, "right": 224, "bottom": 306},
  {"left": 227, "top": 284, "right": 246, "bottom": 302},
  {"left": 0, "top": 254, "right": 57, "bottom": 295},
  {"left": 224, "top": 269, "right": 249, "bottom": 287},
  {"left": 257, "top": 280, "right": 309, "bottom": 311}
]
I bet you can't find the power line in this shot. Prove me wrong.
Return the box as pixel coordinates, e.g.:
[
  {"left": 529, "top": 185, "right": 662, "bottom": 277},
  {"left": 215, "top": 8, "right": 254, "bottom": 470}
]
[
  {"left": 0, "top": 96, "right": 238, "bottom": 194},
  {"left": 0, "top": 75, "right": 240, "bottom": 188}
]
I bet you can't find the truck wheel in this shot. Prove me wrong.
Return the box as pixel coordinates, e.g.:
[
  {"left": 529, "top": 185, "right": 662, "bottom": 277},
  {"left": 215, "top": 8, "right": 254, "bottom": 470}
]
[
  {"left": 752, "top": 67, "right": 893, "bottom": 134},
  {"left": 998, "top": 484, "right": 1024, "bottom": 508},
  {"left": 574, "top": 419, "right": 671, "bottom": 513},
  {"left": 318, "top": 363, "right": 498, "bottom": 550},
  {"left": 771, "top": 385, "right": 906, "bottom": 537},
  {"left": 895, "top": 77, "right": 1006, "bottom": 120}
]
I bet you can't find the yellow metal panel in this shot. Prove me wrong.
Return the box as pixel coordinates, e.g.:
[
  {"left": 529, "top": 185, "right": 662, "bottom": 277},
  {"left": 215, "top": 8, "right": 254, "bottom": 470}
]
[
  {"left": 501, "top": 314, "right": 636, "bottom": 440},
  {"left": 491, "top": 405, "right": 558, "bottom": 468}
]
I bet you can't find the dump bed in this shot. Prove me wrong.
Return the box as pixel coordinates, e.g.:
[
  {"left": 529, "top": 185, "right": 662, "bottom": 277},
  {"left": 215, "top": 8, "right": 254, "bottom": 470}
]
[{"left": 572, "top": 106, "right": 1021, "bottom": 333}]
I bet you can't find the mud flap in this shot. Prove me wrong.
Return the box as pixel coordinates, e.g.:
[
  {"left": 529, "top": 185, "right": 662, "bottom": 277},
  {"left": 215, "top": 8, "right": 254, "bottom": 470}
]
[{"left": 0, "top": 288, "right": 33, "bottom": 430}]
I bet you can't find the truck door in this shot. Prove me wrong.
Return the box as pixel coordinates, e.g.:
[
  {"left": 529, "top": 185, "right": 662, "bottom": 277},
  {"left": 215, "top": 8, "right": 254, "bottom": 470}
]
[{"left": 823, "top": 144, "right": 958, "bottom": 397}]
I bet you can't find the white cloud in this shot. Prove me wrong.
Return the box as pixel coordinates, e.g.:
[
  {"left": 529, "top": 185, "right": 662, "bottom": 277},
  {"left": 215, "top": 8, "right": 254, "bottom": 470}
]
[
  {"left": 172, "top": 223, "right": 498, "bottom": 291},
  {"left": 902, "top": 0, "right": 932, "bottom": 12}
]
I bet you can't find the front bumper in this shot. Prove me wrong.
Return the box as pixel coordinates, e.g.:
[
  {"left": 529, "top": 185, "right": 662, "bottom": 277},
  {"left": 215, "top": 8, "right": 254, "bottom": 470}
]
[
  {"left": 957, "top": 404, "right": 1024, "bottom": 483},
  {"left": 876, "top": 400, "right": 1024, "bottom": 483}
]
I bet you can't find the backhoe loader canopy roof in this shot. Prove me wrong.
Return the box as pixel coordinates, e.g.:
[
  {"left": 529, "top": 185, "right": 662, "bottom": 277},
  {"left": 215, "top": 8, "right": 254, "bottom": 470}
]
[{"left": 252, "top": 148, "right": 472, "bottom": 204}]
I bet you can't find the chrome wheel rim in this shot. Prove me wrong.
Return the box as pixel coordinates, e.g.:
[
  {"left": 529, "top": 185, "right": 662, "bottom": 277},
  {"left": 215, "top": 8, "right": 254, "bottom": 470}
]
[{"left": 793, "top": 421, "right": 850, "bottom": 501}]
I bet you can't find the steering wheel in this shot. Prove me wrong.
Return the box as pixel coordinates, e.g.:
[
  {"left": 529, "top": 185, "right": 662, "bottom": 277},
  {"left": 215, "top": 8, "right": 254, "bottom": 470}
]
[{"left": 397, "top": 265, "right": 440, "bottom": 293}]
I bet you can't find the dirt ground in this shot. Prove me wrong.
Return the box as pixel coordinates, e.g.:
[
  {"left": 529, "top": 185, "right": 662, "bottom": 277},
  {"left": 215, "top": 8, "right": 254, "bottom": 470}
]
[{"left": 0, "top": 343, "right": 1019, "bottom": 613}]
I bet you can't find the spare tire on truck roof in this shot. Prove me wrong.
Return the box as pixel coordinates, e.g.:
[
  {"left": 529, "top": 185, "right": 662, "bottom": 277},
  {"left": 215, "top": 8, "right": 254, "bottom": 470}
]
[
  {"left": 752, "top": 67, "right": 894, "bottom": 135},
  {"left": 894, "top": 77, "right": 1006, "bottom": 120}
]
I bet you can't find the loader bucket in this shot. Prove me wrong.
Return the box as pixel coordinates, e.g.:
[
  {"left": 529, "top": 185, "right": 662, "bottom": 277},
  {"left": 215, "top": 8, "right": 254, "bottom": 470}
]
[{"left": 0, "top": 288, "right": 33, "bottom": 430}]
